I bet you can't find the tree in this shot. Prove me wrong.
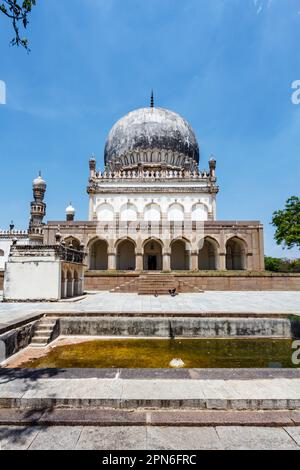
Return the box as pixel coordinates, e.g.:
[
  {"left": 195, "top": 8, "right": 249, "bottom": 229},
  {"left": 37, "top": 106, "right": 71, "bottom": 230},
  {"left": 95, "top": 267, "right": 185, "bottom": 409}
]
[
  {"left": 264, "top": 256, "right": 300, "bottom": 273},
  {"left": 0, "top": 0, "right": 36, "bottom": 50},
  {"left": 271, "top": 196, "right": 300, "bottom": 250}
]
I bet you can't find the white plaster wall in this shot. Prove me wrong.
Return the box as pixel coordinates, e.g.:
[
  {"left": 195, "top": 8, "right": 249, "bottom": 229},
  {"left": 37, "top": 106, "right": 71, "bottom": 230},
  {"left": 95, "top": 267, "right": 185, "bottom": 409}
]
[
  {"left": 93, "top": 193, "right": 212, "bottom": 221},
  {"left": 144, "top": 203, "right": 161, "bottom": 221},
  {"left": 191, "top": 203, "right": 208, "bottom": 221},
  {"left": 4, "top": 261, "right": 60, "bottom": 301},
  {"left": 0, "top": 241, "right": 11, "bottom": 270},
  {"left": 120, "top": 203, "right": 138, "bottom": 221},
  {"left": 96, "top": 202, "right": 114, "bottom": 221},
  {"left": 168, "top": 203, "right": 184, "bottom": 221}
]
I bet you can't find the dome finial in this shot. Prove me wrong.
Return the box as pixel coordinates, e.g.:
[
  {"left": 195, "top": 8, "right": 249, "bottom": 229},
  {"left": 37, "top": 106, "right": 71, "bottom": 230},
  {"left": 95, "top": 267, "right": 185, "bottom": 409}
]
[{"left": 150, "top": 89, "right": 154, "bottom": 108}]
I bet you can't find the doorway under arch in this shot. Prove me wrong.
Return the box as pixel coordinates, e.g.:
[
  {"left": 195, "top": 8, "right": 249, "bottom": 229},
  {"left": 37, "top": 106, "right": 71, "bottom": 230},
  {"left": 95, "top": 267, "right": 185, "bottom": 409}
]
[
  {"left": 116, "top": 239, "right": 136, "bottom": 270},
  {"left": 226, "top": 237, "right": 247, "bottom": 270},
  {"left": 198, "top": 237, "right": 219, "bottom": 270},
  {"left": 89, "top": 239, "right": 108, "bottom": 270},
  {"left": 170, "top": 239, "right": 190, "bottom": 270},
  {"left": 143, "top": 239, "right": 162, "bottom": 270}
]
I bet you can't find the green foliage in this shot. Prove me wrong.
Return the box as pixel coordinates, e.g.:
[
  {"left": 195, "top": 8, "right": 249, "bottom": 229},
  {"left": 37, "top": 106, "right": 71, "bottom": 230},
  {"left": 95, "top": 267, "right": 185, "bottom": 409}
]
[
  {"left": 265, "top": 256, "right": 300, "bottom": 273},
  {"left": 271, "top": 196, "right": 300, "bottom": 250},
  {"left": 0, "top": 0, "right": 36, "bottom": 50}
]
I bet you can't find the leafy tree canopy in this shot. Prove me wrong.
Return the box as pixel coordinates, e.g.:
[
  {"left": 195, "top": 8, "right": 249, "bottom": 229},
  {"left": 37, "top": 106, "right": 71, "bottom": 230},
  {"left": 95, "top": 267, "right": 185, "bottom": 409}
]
[
  {"left": 271, "top": 196, "right": 300, "bottom": 250},
  {"left": 0, "top": 0, "right": 36, "bottom": 50},
  {"left": 264, "top": 256, "right": 300, "bottom": 273}
]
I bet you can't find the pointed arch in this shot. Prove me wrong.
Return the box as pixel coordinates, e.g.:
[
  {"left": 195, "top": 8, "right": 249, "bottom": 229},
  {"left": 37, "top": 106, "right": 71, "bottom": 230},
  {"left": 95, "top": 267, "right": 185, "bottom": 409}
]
[
  {"left": 96, "top": 202, "right": 114, "bottom": 221},
  {"left": 167, "top": 203, "right": 185, "bottom": 221},
  {"left": 226, "top": 236, "right": 247, "bottom": 270},
  {"left": 198, "top": 236, "right": 219, "bottom": 270},
  {"left": 191, "top": 203, "right": 209, "bottom": 221},
  {"left": 143, "top": 238, "right": 163, "bottom": 270},
  {"left": 88, "top": 237, "right": 108, "bottom": 270},
  {"left": 116, "top": 237, "right": 136, "bottom": 270},
  {"left": 119, "top": 202, "right": 138, "bottom": 221},
  {"left": 144, "top": 203, "right": 161, "bottom": 221},
  {"left": 64, "top": 236, "right": 81, "bottom": 250},
  {"left": 170, "top": 237, "right": 191, "bottom": 270}
]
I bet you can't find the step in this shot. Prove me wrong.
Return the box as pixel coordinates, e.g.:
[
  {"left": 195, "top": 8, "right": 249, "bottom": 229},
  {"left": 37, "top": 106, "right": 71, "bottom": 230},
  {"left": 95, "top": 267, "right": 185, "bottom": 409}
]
[
  {"left": 1, "top": 376, "right": 300, "bottom": 411},
  {"left": 35, "top": 327, "right": 53, "bottom": 332},
  {"left": 0, "top": 409, "right": 299, "bottom": 427},
  {"left": 31, "top": 337, "right": 50, "bottom": 343}
]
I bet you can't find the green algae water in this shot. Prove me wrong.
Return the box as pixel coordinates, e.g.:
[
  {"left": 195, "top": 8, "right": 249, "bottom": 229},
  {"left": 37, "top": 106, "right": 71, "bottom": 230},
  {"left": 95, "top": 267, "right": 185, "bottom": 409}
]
[{"left": 19, "top": 338, "right": 299, "bottom": 368}]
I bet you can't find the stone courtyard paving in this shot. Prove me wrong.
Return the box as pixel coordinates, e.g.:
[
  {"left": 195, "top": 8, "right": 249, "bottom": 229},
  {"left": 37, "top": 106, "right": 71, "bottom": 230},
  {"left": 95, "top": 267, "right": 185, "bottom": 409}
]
[
  {"left": 0, "top": 291, "right": 300, "bottom": 330},
  {"left": 1, "top": 290, "right": 300, "bottom": 450},
  {"left": 0, "top": 425, "right": 300, "bottom": 450}
]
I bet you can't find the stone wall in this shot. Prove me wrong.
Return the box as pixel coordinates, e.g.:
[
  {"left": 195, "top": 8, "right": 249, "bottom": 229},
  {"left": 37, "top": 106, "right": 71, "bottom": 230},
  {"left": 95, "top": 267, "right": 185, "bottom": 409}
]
[
  {"left": 44, "top": 220, "right": 265, "bottom": 272},
  {"left": 0, "top": 321, "right": 36, "bottom": 362},
  {"left": 84, "top": 272, "right": 300, "bottom": 291},
  {"left": 84, "top": 273, "right": 139, "bottom": 291},
  {"left": 59, "top": 317, "right": 293, "bottom": 338},
  {"left": 176, "top": 274, "right": 300, "bottom": 291}
]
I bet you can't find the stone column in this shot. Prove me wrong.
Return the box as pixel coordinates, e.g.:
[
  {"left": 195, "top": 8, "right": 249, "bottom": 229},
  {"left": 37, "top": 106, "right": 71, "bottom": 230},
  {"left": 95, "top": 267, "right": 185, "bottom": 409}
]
[
  {"left": 108, "top": 251, "right": 116, "bottom": 270},
  {"left": 88, "top": 196, "right": 94, "bottom": 221},
  {"left": 71, "top": 279, "right": 75, "bottom": 297},
  {"left": 219, "top": 252, "right": 226, "bottom": 270},
  {"left": 80, "top": 276, "right": 84, "bottom": 295},
  {"left": 190, "top": 251, "right": 198, "bottom": 270},
  {"left": 211, "top": 194, "right": 217, "bottom": 221},
  {"left": 163, "top": 252, "right": 171, "bottom": 271},
  {"left": 63, "top": 279, "right": 68, "bottom": 298},
  {"left": 135, "top": 252, "right": 143, "bottom": 271},
  {"left": 258, "top": 226, "right": 265, "bottom": 271}
]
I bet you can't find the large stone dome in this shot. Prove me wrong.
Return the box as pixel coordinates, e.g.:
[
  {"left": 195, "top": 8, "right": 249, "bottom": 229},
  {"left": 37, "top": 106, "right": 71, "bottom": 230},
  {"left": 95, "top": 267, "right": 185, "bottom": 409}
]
[{"left": 104, "top": 107, "right": 199, "bottom": 169}]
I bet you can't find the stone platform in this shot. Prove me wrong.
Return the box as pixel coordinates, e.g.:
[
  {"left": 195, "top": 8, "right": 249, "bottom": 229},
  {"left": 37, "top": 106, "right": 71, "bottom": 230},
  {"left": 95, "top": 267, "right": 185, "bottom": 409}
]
[
  {"left": 1, "top": 291, "right": 300, "bottom": 331},
  {"left": 1, "top": 369, "right": 300, "bottom": 449},
  {"left": 1, "top": 424, "right": 300, "bottom": 449},
  {"left": 1, "top": 369, "right": 300, "bottom": 411}
]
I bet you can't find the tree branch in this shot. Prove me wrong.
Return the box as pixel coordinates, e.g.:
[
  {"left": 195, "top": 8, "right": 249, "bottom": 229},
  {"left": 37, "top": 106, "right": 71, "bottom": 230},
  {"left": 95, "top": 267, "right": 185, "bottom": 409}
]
[{"left": 0, "top": 0, "right": 36, "bottom": 50}]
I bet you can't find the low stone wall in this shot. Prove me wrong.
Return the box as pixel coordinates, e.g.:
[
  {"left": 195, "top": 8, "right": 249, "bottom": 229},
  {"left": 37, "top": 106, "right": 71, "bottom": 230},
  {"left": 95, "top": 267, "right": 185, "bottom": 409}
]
[
  {"left": 84, "top": 271, "right": 300, "bottom": 291},
  {"left": 84, "top": 273, "right": 138, "bottom": 291},
  {"left": 0, "top": 321, "right": 36, "bottom": 362},
  {"left": 176, "top": 274, "right": 300, "bottom": 291},
  {"left": 59, "top": 317, "right": 294, "bottom": 338}
]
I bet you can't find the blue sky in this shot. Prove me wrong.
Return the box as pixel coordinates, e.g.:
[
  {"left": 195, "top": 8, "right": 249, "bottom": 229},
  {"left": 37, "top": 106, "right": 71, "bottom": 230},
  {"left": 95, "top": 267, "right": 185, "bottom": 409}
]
[{"left": 0, "top": 0, "right": 299, "bottom": 257}]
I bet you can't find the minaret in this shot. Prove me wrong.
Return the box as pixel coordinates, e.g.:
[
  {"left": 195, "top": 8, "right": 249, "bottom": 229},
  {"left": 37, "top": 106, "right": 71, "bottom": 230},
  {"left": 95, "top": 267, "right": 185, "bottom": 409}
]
[
  {"left": 89, "top": 154, "right": 96, "bottom": 178},
  {"left": 65, "top": 202, "right": 75, "bottom": 221},
  {"left": 28, "top": 172, "right": 47, "bottom": 244}
]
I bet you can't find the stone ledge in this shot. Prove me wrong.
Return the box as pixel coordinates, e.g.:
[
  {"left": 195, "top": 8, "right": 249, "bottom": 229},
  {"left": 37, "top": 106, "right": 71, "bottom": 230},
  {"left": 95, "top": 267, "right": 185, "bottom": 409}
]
[
  {"left": 2, "top": 368, "right": 300, "bottom": 380},
  {"left": 1, "top": 376, "right": 300, "bottom": 411},
  {"left": 0, "top": 409, "right": 300, "bottom": 427}
]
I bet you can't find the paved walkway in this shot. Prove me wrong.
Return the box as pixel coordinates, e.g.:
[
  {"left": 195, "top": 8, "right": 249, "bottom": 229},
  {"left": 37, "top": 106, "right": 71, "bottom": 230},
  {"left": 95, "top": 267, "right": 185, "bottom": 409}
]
[
  {"left": 0, "top": 291, "right": 300, "bottom": 330},
  {"left": 0, "top": 425, "right": 300, "bottom": 449},
  {"left": 1, "top": 373, "right": 300, "bottom": 410}
]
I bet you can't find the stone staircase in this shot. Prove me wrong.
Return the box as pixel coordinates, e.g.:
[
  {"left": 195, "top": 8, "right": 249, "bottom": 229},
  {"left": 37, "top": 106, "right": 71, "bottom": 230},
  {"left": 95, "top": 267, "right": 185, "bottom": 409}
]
[
  {"left": 138, "top": 273, "right": 178, "bottom": 295},
  {"left": 178, "top": 279, "right": 204, "bottom": 293},
  {"left": 110, "top": 273, "right": 205, "bottom": 294},
  {"left": 30, "top": 318, "right": 59, "bottom": 347},
  {"left": 110, "top": 277, "right": 139, "bottom": 293}
]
